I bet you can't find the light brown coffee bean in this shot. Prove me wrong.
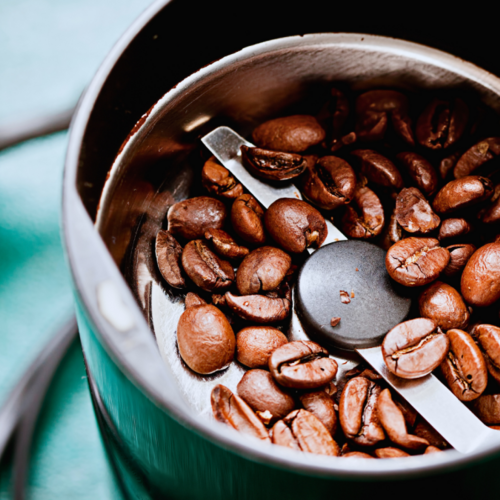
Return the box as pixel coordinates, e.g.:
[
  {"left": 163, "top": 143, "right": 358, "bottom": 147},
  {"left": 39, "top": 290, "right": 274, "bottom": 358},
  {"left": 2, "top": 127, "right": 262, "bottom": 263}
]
[
  {"left": 184, "top": 292, "right": 206, "bottom": 308},
  {"left": 299, "top": 390, "right": 337, "bottom": 436},
  {"left": 382, "top": 318, "right": 449, "bottom": 379},
  {"left": 204, "top": 228, "right": 249, "bottom": 260},
  {"left": 236, "top": 326, "right": 288, "bottom": 369},
  {"left": 396, "top": 151, "right": 439, "bottom": 196},
  {"left": 472, "top": 394, "right": 500, "bottom": 425},
  {"left": 201, "top": 157, "right": 243, "bottom": 199},
  {"left": 471, "top": 324, "right": 500, "bottom": 384},
  {"left": 454, "top": 137, "right": 500, "bottom": 178},
  {"left": 395, "top": 187, "right": 440, "bottom": 234},
  {"left": 424, "top": 446, "right": 442, "bottom": 454},
  {"left": 443, "top": 244, "right": 476, "bottom": 277},
  {"left": 351, "top": 149, "right": 403, "bottom": 190},
  {"left": 155, "top": 230, "right": 186, "bottom": 289},
  {"left": 438, "top": 218, "right": 473, "bottom": 243},
  {"left": 375, "top": 447, "right": 410, "bottom": 458},
  {"left": 231, "top": 194, "right": 266, "bottom": 245},
  {"left": 342, "top": 452, "right": 375, "bottom": 459},
  {"left": 177, "top": 305, "right": 235, "bottom": 374}
]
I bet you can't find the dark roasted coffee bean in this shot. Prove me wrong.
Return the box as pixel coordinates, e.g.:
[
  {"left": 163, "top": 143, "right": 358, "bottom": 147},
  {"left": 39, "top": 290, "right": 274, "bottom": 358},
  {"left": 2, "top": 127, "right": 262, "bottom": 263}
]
[
  {"left": 178, "top": 305, "right": 235, "bottom": 374},
  {"left": 317, "top": 87, "right": 349, "bottom": 141},
  {"left": 264, "top": 198, "right": 327, "bottom": 253},
  {"left": 231, "top": 194, "right": 266, "bottom": 245},
  {"left": 375, "top": 447, "right": 410, "bottom": 458},
  {"left": 471, "top": 324, "right": 500, "bottom": 384},
  {"left": 438, "top": 218, "right": 473, "bottom": 243},
  {"left": 269, "top": 341, "right": 338, "bottom": 389},
  {"left": 395, "top": 187, "right": 440, "bottom": 234},
  {"left": 236, "top": 246, "right": 292, "bottom": 296},
  {"left": 272, "top": 409, "right": 340, "bottom": 456},
  {"left": 299, "top": 390, "right": 337, "bottom": 436},
  {"left": 461, "top": 243, "right": 500, "bottom": 306},
  {"left": 416, "top": 97, "right": 469, "bottom": 150},
  {"left": 380, "top": 207, "right": 402, "bottom": 250},
  {"left": 377, "top": 389, "right": 429, "bottom": 450},
  {"left": 478, "top": 184, "right": 500, "bottom": 224},
  {"left": 252, "top": 115, "right": 326, "bottom": 153},
  {"left": 155, "top": 230, "right": 186, "bottom": 289},
  {"left": 385, "top": 237, "right": 450, "bottom": 287},
  {"left": 341, "top": 186, "right": 384, "bottom": 239},
  {"left": 211, "top": 385, "right": 270, "bottom": 441},
  {"left": 441, "top": 329, "right": 487, "bottom": 401},
  {"left": 225, "top": 290, "right": 291, "bottom": 324},
  {"left": 443, "top": 244, "right": 476, "bottom": 277},
  {"left": 241, "top": 146, "right": 309, "bottom": 181},
  {"left": 181, "top": 240, "right": 234, "bottom": 292},
  {"left": 454, "top": 137, "right": 500, "bottom": 178},
  {"left": 439, "top": 151, "right": 462, "bottom": 180},
  {"left": 167, "top": 196, "right": 227, "bottom": 240},
  {"left": 201, "top": 157, "right": 243, "bottom": 199},
  {"left": 204, "top": 228, "right": 249, "bottom": 260},
  {"left": 472, "top": 394, "right": 500, "bottom": 425},
  {"left": 351, "top": 149, "right": 403, "bottom": 190},
  {"left": 338, "top": 377, "right": 385, "bottom": 446},
  {"left": 300, "top": 155, "right": 357, "bottom": 210},
  {"left": 382, "top": 318, "right": 449, "bottom": 379},
  {"left": 418, "top": 281, "right": 470, "bottom": 330},
  {"left": 237, "top": 369, "right": 295, "bottom": 423},
  {"left": 236, "top": 326, "right": 288, "bottom": 369},
  {"left": 330, "top": 132, "right": 357, "bottom": 152},
  {"left": 432, "top": 176, "right": 493, "bottom": 215},
  {"left": 396, "top": 152, "right": 439, "bottom": 196},
  {"left": 184, "top": 292, "right": 206, "bottom": 308}
]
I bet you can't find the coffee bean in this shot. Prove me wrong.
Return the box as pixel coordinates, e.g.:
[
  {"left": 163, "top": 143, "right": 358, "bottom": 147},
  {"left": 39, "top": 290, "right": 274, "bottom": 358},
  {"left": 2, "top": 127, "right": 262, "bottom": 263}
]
[
  {"left": 351, "top": 149, "right": 403, "bottom": 190},
  {"left": 424, "top": 446, "right": 442, "bottom": 454},
  {"left": 439, "top": 151, "right": 462, "bottom": 180},
  {"left": 155, "top": 230, "right": 186, "bottom": 289},
  {"left": 231, "top": 194, "right": 266, "bottom": 245},
  {"left": 342, "top": 452, "right": 375, "bottom": 459},
  {"left": 385, "top": 237, "right": 450, "bottom": 287},
  {"left": 264, "top": 198, "right": 327, "bottom": 253},
  {"left": 472, "top": 394, "right": 500, "bottom": 425},
  {"left": 201, "top": 157, "right": 243, "bottom": 199},
  {"left": 382, "top": 318, "right": 449, "bottom": 379},
  {"left": 395, "top": 187, "right": 440, "bottom": 234},
  {"left": 443, "top": 244, "right": 476, "bottom": 277},
  {"left": 225, "top": 290, "right": 291, "bottom": 324},
  {"left": 454, "top": 137, "right": 500, "bottom": 178},
  {"left": 396, "top": 151, "right": 439, "bottom": 196},
  {"left": 236, "top": 326, "right": 288, "bottom": 369},
  {"left": 204, "top": 228, "right": 250, "bottom": 260},
  {"left": 478, "top": 183, "right": 500, "bottom": 224},
  {"left": 299, "top": 390, "right": 337, "bottom": 435},
  {"left": 375, "top": 447, "right": 410, "bottom": 458},
  {"left": 184, "top": 292, "right": 206, "bottom": 308},
  {"left": 316, "top": 87, "right": 349, "bottom": 142},
  {"left": 438, "top": 218, "right": 473, "bottom": 243},
  {"left": 211, "top": 385, "right": 270, "bottom": 441},
  {"left": 414, "top": 419, "right": 448, "bottom": 449},
  {"left": 177, "top": 305, "right": 235, "bottom": 374},
  {"left": 167, "top": 196, "right": 227, "bottom": 240},
  {"left": 440, "top": 329, "right": 487, "bottom": 401},
  {"left": 269, "top": 341, "right": 338, "bottom": 390},
  {"left": 471, "top": 324, "right": 500, "bottom": 384},
  {"left": 380, "top": 207, "right": 403, "bottom": 250}
]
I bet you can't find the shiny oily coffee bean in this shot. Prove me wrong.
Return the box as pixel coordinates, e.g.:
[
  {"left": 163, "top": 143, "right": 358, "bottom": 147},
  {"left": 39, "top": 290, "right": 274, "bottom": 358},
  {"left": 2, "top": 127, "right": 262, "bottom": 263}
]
[
  {"left": 225, "top": 290, "right": 291, "bottom": 324},
  {"left": 237, "top": 369, "right": 295, "bottom": 423},
  {"left": 395, "top": 187, "right": 440, "bottom": 234},
  {"left": 461, "top": 242, "right": 500, "bottom": 307},
  {"left": 236, "top": 326, "right": 288, "bottom": 369},
  {"left": 472, "top": 394, "right": 500, "bottom": 425},
  {"left": 418, "top": 281, "right": 470, "bottom": 331},
  {"left": 438, "top": 218, "right": 473, "bottom": 244},
  {"left": 236, "top": 246, "right": 291, "bottom": 296},
  {"left": 204, "top": 228, "right": 249, "bottom": 261},
  {"left": 184, "top": 292, "right": 206, "bottom": 308},
  {"left": 443, "top": 244, "right": 476, "bottom": 277},
  {"left": 271, "top": 409, "right": 340, "bottom": 456},
  {"left": 211, "top": 385, "right": 270, "bottom": 441},
  {"left": 396, "top": 152, "right": 439, "bottom": 196},
  {"left": 454, "top": 137, "right": 500, "bottom": 179},
  {"left": 380, "top": 207, "right": 402, "bottom": 250},
  {"left": 351, "top": 149, "right": 403, "bottom": 190},
  {"left": 478, "top": 184, "right": 500, "bottom": 225},
  {"left": 338, "top": 377, "right": 385, "bottom": 447},
  {"left": 240, "top": 146, "right": 309, "bottom": 181},
  {"left": 269, "top": 340, "right": 337, "bottom": 390},
  {"left": 167, "top": 196, "right": 227, "bottom": 240},
  {"left": 264, "top": 198, "right": 327, "bottom": 254},
  {"left": 177, "top": 305, "right": 235, "bottom": 374},
  {"left": 252, "top": 115, "right": 326, "bottom": 153},
  {"left": 300, "top": 155, "right": 357, "bottom": 210},
  {"left": 382, "top": 318, "right": 449, "bottom": 379},
  {"left": 299, "top": 390, "right": 337, "bottom": 436},
  {"left": 375, "top": 447, "right": 410, "bottom": 458},
  {"left": 201, "top": 157, "right": 243, "bottom": 199},
  {"left": 471, "top": 324, "right": 500, "bottom": 384},
  {"left": 181, "top": 240, "right": 234, "bottom": 292},
  {"left": 385, "top": 237, "right": 450, "bottom": 287},
  {"left": 340, "top": 186, "right": 384, "bottom": 239},
  {"left": 155, "top": 230, "right": 186, "bottom": 289},
  {"left": 231, "top": 194, "right": 266, "bottom": 245},
  {"left": 441, "top": 329, "right": 487, "bottom": 401}
]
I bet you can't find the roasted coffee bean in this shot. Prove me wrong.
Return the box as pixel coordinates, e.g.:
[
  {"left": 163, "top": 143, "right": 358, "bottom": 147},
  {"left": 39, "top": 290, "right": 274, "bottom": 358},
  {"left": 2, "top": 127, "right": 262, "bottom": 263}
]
[
  {"left": 201, "top": 157, "right": 243, "bottom": 199},
  {"left": 454, "top": 137, "right": 500, "bottom": 178},
  {"left": 432, "top": 176, "right": 493, "bottom": 215},
  {"left": 241, "top": 146, "right": 309, "bottom": 181},
  {"left": 395, "top": 398, "right": 418, "bottom": 429},
  {"left": 375, "top": 447, "right": 410, "bottom": 458},
  {"left": 472, "top": 394, "right": 500, "bottom": 424},
  {"left": 440, "top": 329, "right": 487, "bottom": 401},
  {"left": 377, "top": 389, "right": 429, "bottom": 450},
  {"left": 418, "top": 281, "right": 470, "bottom": 330},
  {"left": 340, "top": 186, "right": 384, "bottom": 239},
  {"left": 439, "top": 151, "right": 462, "bottom": 180},
  {"left": 342, "top": 452, "right": 375, "bottom": 459},
  {"left": 225, "top": 291, "right": 291, "bottom": 324},
  {"left": 478, "top": 183, "right": 500, "bottom": 224},
  {"left": 252, "top": 115, "right": 326, "bottom": 153},
  {"left": 211, "top": 385, "right": 270, "bottom": 441},
  {"left": 204, "top": 228, "right": 249, "bottom": 260},
  {"left": 416, "top": 97, "right": 469, "bottom": 150},
  {"left": 177, "top": 305, "right": 235, "bottom": 374},
  {"left": 351, "top": 149, "right": 403, "bottom": 190},
  {"left": 231, "top": 194, "right": 266, "bottom": 245},
  {"left": 236, "top": 326, "right": 288, "bottom": 369},
  {"left": 461, "top": 243, "right": 500, "bottom": 306},
  {"left": 299, "top": 390, "right": 337, "bottom": 435},
  {"left": 236, "top": 246, "right": 292, "bottom": 295},
  {"left": 300, "top": 155, "right": 357, "bottom": 210},
  {"left": 167, "top": 196, "right": 227, "bottom": 240},
  {"left": 385, "top": 237, "right": 450, "bottom": 287},
  {"left": 396, "top": 152, "right": 439, "bottom": 196},
  {"left": 380, "top": 207, "right": 402, "bottom": 250},
  {"left": 184, "top": 292, "right": 206, "bottom": 308},
  {"left": 237, "top": 369, "right": 295, "bottom": 422},
  {"left": 382, "top": 318, "right": 449, "bottom": 379},
  {"left": 269, "top": 341, "right": 338, "bottom": 390},
  {"left": 155, "top": 230, "right": 186, "bottom": 289},
  {"left": 424, "top": 446, "right": 442, "bottom": 454},
  {"left": 264, "top": 198, "right": 327, "bottom": 253},
  {"left": 317, "top": 87, "right": 349, "bottom": 141},
  {"left": 414, "top": 420, "right": 448, "bottom": 449},
  {"left": 330, "top": 132, "right": 357, "bottom": 152},
  {"left": 181, "top": 240, "right": 234, "bottom": 292},
  {"left": 395, "top": 187, "right": 440, "bottom": 234},
  {"left": 338, "top": 377, "right": 385, "bottom": 446},
  {"left": 443, "top": 244, "right": 476, "bottom": 277},
  {"left": 438, "top": 218, "right": 473, "bottom": 243},
  {"left": 471, "top": 324, "right": 500, "bottom": 384}
]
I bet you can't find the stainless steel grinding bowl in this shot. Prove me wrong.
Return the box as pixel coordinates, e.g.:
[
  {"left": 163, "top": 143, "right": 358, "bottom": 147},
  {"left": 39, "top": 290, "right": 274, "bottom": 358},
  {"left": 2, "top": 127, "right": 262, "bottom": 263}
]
[{"left": 63, "top": 8, "right": 500, "bottom": 498}]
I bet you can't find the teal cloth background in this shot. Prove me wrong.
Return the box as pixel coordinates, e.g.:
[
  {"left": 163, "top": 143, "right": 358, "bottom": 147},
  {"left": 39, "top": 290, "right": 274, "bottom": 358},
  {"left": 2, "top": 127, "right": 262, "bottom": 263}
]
[{"left": 0, "top": 0, "right": 153, "bottom": 497}]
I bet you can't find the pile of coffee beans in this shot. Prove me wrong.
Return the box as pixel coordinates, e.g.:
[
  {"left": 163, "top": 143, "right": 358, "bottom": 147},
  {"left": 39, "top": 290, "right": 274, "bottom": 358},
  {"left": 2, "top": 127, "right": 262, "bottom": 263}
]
[{"left": 154, "top": 87, "right": 500, "bottom": 459}]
